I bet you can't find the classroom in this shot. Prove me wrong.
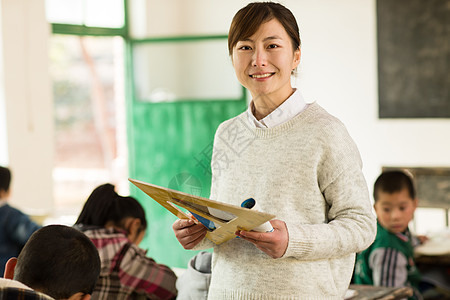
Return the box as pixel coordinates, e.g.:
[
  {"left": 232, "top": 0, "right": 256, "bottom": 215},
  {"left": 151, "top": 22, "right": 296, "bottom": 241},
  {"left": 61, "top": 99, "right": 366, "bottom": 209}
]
[{"left": 0, "top": 0, "right": 449, "bottom": 299}]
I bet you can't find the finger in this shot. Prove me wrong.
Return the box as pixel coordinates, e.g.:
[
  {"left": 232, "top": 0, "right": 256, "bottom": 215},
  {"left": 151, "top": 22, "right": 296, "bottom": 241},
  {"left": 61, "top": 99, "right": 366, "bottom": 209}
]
[
  {"left": 172, "top": 218, "right": 195, "bottom": 230},
  {"left": 177, "top": 226, "right": 207, "bottom": 249},
  {"left": 237, "top": 230, "right": 284, "bottom": 253},
  {"left": 182, "top": 230, "right": 208, "bottom": 249},
  {"left": 175, "top": 224, "right": 206, "bottom": 240},
  {"left": 270, "top": 219, "right": 287, "bottom": 229},
  {"left": 238, "top": 230, "right": 267, "bottom": 242}
]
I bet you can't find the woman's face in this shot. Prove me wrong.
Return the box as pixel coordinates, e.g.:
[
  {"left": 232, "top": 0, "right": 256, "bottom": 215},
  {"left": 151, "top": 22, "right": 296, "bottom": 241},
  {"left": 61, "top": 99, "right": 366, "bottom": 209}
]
[{"left": 232, "top": 18, "right": 300, "bottom": 104}]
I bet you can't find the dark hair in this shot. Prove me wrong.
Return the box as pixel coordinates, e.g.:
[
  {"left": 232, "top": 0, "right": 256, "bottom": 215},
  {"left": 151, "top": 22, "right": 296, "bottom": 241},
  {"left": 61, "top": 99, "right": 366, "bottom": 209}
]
[
  {"left": 373, "top": 170, "right": 416, "bottom": 202},
  {"left": 75, "top": 183, "right": 147, "bottom": 231},
  {"left": 14, "top": 225, "right": 101, "bottom": 299},
  {"left": 228, "top": 2, "right": 301, "bottom": 56},
  {"left": 0, "top": 166, "right": 11, "bottom": 193}
]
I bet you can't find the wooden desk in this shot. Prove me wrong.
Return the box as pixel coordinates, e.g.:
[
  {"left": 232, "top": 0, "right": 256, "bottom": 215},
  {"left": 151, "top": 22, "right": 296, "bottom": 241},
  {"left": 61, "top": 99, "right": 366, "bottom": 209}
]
[
  {"left": 414, "top": 232, "right": 450, "bottom": 294},
  {"left": 414, "top": 230, "right": 450, "bottom": 262},
  {"left": 347, "top": 284, "right": 413, "bottom": 300},
  {"left": 415, "top": 254, "right": 450, "bottom": 265},
  {"left": 415, "top": 255, "right": 450, "bottom": 297}
]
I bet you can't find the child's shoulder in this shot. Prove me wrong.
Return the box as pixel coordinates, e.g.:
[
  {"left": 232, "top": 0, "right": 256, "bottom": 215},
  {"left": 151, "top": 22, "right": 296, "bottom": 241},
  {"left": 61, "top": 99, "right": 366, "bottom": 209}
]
[
  {"left": 372, "top": 228, "right": 399, "bottom": 249},
  {"left": 372, "top": 224, "right": 413, "bottom": 250}
]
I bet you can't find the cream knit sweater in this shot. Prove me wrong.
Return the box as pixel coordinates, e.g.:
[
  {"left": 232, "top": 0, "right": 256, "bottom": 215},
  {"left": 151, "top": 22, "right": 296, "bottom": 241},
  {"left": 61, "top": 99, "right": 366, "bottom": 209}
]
[{"left": 197, "top": 102, "right": 376, "bottom": 299}]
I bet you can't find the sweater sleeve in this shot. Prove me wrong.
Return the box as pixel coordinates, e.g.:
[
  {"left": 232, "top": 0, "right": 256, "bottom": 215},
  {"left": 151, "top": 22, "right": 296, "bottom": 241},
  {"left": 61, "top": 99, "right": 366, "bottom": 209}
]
[{"left": 284, "top": 119, "right": 376, "bottom": 260}]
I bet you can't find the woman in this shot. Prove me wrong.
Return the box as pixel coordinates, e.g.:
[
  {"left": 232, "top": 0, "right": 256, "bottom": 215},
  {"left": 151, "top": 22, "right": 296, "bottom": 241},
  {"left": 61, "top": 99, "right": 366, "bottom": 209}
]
[
  {"left": 75, "top": 183, "right": 177, "bottom": 300},
  {"left": 173, "top": 2, "right": 376, "bottom": 299}
]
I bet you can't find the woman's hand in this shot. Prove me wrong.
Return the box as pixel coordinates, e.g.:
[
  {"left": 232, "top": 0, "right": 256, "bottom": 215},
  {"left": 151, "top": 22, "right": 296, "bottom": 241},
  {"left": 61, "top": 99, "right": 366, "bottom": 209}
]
[
  {"left": 172, "top": 219, "right": 207, "bottom": 249},
  {"left": 235, "top": 219, "right": 288, "bottom": 258}
]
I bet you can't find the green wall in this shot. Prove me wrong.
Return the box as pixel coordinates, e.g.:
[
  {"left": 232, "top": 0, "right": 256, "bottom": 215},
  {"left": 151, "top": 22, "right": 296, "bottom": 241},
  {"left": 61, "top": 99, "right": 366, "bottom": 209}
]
[{"left": 127, "top": 99, "right": 246, "bottom": 268}]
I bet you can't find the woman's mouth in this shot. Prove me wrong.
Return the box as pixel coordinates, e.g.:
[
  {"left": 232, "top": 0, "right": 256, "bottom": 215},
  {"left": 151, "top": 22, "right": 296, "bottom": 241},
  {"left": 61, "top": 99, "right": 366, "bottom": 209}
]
[{"left": 250, "top": 73, "right": 274, "bottom": 79}]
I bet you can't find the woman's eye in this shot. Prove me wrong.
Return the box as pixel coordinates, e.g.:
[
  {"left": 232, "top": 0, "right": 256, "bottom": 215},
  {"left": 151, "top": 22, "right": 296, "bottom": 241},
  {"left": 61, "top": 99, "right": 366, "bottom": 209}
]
[
  {"left": 239, "top": 46, "right": 251, "bottom": 50},
  {"left": 268, "top": 44, "right": 278, "bottom": 49}
]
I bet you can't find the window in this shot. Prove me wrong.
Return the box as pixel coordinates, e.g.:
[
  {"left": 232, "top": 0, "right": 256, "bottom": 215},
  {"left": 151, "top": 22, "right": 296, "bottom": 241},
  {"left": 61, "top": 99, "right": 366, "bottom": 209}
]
[
  {"left": 46, "top": 0, "right": 128, "bottom": 222},
  {"left": 46, "top": 0, "right": 124, "bottom": 28},
  {"left": 132, "top": 38, "right": 242, "bottom": 102}
]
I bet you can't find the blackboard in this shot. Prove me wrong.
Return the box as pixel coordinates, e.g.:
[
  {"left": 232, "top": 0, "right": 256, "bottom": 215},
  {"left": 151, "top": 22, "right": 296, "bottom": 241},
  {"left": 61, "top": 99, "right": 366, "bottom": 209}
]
[
  {"left": 377, "top": 0, "right": 450, "bottom": 118},
  {"left": 383, "top": 167, "right": 450, "bottom": 209}
]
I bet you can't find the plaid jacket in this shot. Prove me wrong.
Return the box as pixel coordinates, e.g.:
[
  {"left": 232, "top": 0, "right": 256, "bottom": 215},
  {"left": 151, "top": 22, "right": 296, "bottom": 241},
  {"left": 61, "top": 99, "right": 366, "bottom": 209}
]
[
  {"left": 82, "top": 227, "right": 177, "bottom": 300},
  {"left": 0, "top": 287, "right": 54, "bottom": 300}
]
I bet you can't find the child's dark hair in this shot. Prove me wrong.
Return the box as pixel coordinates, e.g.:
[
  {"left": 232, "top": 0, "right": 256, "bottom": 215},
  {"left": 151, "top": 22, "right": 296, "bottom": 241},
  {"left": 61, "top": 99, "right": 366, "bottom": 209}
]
[
  {"left": 75, "top": 183, "right": 147, "bottom": 231},
  {"left": 0, "top": 166, "right": 11, "bottom": 193},
  {"left": 14, "top": 225, "right": 101, "bottom": 299},
  {"left": 373, "top": 170, "right": 416, "bottom": 202}
]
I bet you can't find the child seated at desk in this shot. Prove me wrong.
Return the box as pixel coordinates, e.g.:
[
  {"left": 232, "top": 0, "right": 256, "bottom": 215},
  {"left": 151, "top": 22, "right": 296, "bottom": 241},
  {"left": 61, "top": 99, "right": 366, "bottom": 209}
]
[
  {"left": 74, "top": 183, "right": 177, "bottom": 300},
  {"left": 354, "top": 170, "right": 424, "bottom": 299},
  {"left": 0, "top": 166, "right": 41, "bottom": 277}
]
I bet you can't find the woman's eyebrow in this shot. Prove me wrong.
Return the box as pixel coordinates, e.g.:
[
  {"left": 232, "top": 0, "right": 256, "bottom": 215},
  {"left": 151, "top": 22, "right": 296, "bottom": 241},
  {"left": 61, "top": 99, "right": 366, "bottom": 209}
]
[
  {"left": 239, "top": 35, "right": 283, "bottom": 43},
  {"left": 263, "top": 35, "right": 282, "bottom": 42}
]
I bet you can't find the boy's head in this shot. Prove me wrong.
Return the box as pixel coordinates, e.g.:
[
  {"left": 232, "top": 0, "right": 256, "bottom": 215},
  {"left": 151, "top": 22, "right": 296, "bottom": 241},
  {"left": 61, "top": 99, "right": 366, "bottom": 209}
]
[
  {"left": 373, "top": 170, "right": 418, "bottom": 233},
  {"left": 0, "top": 166, "right": 11, "bottom": 199},
  {"left": 5, "top": 225, "right": 100, "bottom": 300}
]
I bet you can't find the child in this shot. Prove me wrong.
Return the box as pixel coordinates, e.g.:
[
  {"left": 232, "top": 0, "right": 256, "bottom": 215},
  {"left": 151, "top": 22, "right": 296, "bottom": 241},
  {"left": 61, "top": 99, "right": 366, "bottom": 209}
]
[
  {"left": 1, "top": 224, "right": 101, "bottom": 300},
  {"left": 172, "top": 2, "right": 376, "bottom": 298},
  {"left": 74, "top": 183, "right": 177, "bottom": 300},
  {"left": 0, "top": 166, "right": 41, "bottom": 277},
  {"left": 354, "top": 170, "right": 422, "bottom": 299}
]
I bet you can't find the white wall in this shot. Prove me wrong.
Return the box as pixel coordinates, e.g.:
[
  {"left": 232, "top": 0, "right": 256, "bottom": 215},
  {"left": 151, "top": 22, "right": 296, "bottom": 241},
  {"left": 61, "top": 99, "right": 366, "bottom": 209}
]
[
  {"left": 0, "top": 0, "right": 54, "bottom": 214},
  {"left": 0, "top": 10, "right": 8, "bottom": 166}
]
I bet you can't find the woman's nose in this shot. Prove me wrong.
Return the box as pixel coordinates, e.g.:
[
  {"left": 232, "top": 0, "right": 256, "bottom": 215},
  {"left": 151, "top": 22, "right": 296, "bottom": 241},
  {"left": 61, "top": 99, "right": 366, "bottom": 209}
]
[{"left": 252, "top": 49, "right": 267, "bottom": 67}]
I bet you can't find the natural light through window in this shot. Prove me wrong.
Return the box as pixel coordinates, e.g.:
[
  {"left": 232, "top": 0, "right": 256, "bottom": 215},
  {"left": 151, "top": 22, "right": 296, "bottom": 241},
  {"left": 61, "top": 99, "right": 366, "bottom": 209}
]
[
  {"left": 48, "top": 35, "right": 127, "bottom": 222},
  {"left": 46, "top": 0, "right": 124, "bottom": 28}
]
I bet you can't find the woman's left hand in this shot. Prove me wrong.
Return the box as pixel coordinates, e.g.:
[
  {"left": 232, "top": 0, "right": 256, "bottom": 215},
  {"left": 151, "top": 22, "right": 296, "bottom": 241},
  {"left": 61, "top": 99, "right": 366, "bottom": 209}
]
[{"left": 235, "top": 219, "right": 288, "bottom": 259}]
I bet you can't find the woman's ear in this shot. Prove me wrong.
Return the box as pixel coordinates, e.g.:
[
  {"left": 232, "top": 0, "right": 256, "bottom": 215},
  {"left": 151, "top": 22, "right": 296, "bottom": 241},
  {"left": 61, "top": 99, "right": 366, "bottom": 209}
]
[{"left": 293, "top": 47, "right": 301, "bottom": 68}]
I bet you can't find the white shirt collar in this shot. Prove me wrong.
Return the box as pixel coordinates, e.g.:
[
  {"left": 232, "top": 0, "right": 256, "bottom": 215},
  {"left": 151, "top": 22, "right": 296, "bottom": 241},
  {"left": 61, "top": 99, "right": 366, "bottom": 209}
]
[{"left": 247, "top": 89, "right": 308, "bottom": 128}]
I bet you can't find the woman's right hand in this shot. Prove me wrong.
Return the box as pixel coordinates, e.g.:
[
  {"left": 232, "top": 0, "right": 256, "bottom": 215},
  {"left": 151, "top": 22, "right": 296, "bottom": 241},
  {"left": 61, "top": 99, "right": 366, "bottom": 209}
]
[{"left": 172, "top": 219, "right": 207, "bottom": 249}]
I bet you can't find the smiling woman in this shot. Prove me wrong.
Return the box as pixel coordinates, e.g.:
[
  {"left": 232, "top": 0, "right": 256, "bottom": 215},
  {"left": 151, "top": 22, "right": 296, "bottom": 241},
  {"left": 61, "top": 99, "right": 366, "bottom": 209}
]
[
  {"left": 231, "top": 19, "right": 300, "bottom": 119},
  {"left": 171, "top": 2, "right": 376, "bottom": 299}
]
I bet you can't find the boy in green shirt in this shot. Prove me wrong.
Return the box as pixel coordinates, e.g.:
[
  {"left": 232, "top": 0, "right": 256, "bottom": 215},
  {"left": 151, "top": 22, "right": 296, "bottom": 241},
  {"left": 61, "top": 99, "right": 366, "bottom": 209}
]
[{"left": 354, "top": 170, "right": 423, "bottom": 299}]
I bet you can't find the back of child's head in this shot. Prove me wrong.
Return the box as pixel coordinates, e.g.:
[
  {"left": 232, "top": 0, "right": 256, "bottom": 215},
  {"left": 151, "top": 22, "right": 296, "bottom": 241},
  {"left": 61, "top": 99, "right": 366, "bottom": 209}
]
[
  {"left": 14, "top": 225, "right": 100, "bottom": 299},
  {"left": 373, "top": 170, "right": 416, "bottom": 202},
  {"left": 0, "top": 165, "right": 11, "bottom": 194},
  {"left": 75, "top": 183, "right": 147, "bottom": 230}
]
